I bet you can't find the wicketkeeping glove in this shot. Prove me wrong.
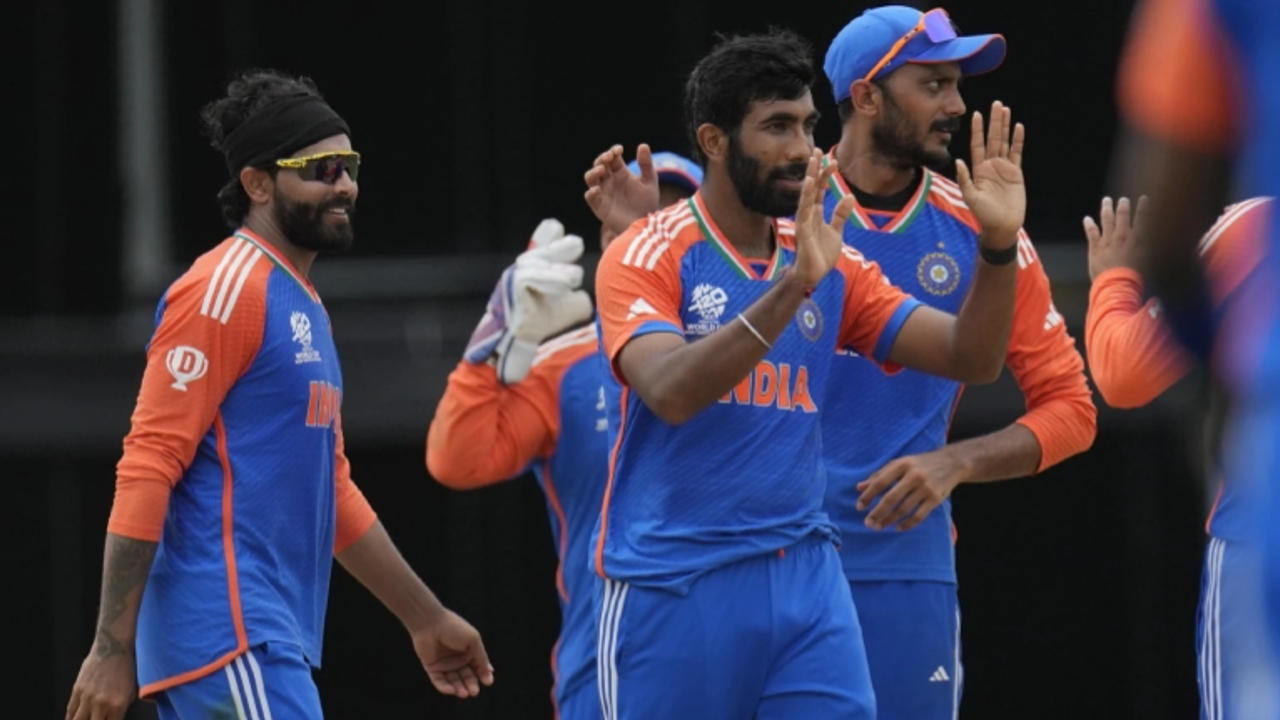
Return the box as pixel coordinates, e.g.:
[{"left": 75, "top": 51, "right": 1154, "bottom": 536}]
[{"left": 463, "top": 219, "right": 594, "bottom": 383}]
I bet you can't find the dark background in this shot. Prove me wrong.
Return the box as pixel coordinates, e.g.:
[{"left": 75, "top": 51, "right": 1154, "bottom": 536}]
[{"left": 11, "top": 0, "right": 1211, "bottom": 717}]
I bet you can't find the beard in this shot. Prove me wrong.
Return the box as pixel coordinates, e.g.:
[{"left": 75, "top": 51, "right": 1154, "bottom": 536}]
[
  {"left": 871, "top": 89, "right": 958, "bottom": 173},
  {"left": 273, "top": 187, "right": 355, "bottom": 253},
  {"left": 727, "top": 133, "right": 809, "bottom": 217}
]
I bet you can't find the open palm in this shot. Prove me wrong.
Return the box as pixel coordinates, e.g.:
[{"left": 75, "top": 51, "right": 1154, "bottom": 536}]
[
  {"left": 956, "top": 101, "right": 1026, "bottom": 240},
  {"left": 792, "top": 150, "right": 856, "bottom": 289}
]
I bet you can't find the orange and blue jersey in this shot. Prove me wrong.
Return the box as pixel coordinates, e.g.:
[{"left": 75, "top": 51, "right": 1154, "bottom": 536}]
[
  {"left": 1087, "top": 197, "right": 1271, "bottom": 541},
  {"left": 107, "top": 228, "right": 376, "bottom": 698},
  {"left": 593, "top": 192, "right": 923, "bottom": 593},
  {"left": 1118, "top": 0, "right": 1280, "bottom": 392},
  {"left": 820, "top": 159, "right": 1096, "bottom": 583},
  {"left": 426, "top": 323, "right": 607, "bottom": 717}
]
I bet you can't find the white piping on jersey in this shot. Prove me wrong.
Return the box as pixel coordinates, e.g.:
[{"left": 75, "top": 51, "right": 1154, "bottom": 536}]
[
  {"left": 533, "top": 324, "right": 598, "bottom": 366},
  {"left": 930, "top": 174, "right": 966, "bottom": 202},
  {"left": 623, "top": 206, "right": 688, "bottom": 266},
  {"left": 220, "top": 249, "right": 263, "bottom": 324},
  {"left": 203, "top": 241, "right": 264, "bottom": 324},
  {"left": 623, "top": 204, "right": 693, "bottom": 269},
  {"left": 1198, "top": 197, "right": 1270, "bottom": 257},
  {"left": 202, "top": 237, "right": 245, "bottom": 317}
]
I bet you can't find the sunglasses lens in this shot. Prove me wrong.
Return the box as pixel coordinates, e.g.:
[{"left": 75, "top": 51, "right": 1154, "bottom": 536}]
[
  {"left": 922, "top": 9, "right": 957, "bottom": 42},
  {"left": 297, "top": 154, "right": 359, "bottom": 183}
]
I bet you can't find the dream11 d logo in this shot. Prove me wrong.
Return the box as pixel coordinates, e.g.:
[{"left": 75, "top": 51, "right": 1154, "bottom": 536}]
[{"left": 166, "top": 345, "right": 209, "bottom": 391}]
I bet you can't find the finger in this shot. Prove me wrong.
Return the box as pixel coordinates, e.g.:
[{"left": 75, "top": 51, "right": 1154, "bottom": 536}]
[
  {"left": 1082, "top": 215, "right": 1100, "bottom": 247},
  {"left": 446, "top": 669, "right": 470, "bottom": 698},
  {"left": 969, "top": 111, "right": 985, "bottom": 166},
  {"left": 1100, "top": 196, "right": 1114, "bottom": 237},
  {"left": 457, "top": 664, "right": 481, "bottom": 696},
  {"left": 865, "top": 477, "right": 916, "bottom": 529},
  {"left": 1008, "top": 122, "right": 1026, "bottom": 168},
  {"left": 65, "top": 687, "right": 81, "bottom": 720},
  {"left": 795, "top": 153, "right": 821, "bottom": 226},
  {"left": 829, "top": 195, "right": 856, "bottom": 237},
  {"left": 986, "top": 100, "right": 1004, "bottom": 161},
  {"left": 1000, "top": 104, "right": 1013, "bottom": 158},
  {"left": 898, "top": 498, "right": 938, "bottom": 532},
  {"left": 467, "top": 637, "right": 494, "bottom": 686},
  {"left": 1115, "top": 196, "right": 1132, "bottom": 243},
  {"left": 954, "top": 158, "right": 972, "bottom": 194},
  {"left": 604, "top": 144, "right": 626, "bottom": 173},
  {"left": 856, "top": 461, "right": 905, "bottom": 510},
  {"left": 584, "top": 164, "right": 607, "bottom": 188},
  {"left": 813, "top": 152, "right": 834, "bottom": 209},
  {"left": 877, "top": 486, "right": 924, "bottom": 531},
  {"left": 635, "top": 143, "right": 655, "bottom": 183}
]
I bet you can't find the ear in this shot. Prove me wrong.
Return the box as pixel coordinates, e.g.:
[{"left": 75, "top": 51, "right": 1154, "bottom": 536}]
[
  {"left": 696, "top": 122, "right": 728, "bottom": 164},
  {"left": 239, "top": 166, "right": 274, "bottom": 205},
  {"left": 850, "top": 79, "right": 882, "bottom": 118}
]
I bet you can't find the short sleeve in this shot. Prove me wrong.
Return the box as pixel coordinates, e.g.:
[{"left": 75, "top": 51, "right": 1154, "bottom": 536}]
[
  {"left": 595, "top": 215, "right": 686, "bottom": 383},
  {"left": 834, "top": 246, "right": 922, "bottom": 370}
]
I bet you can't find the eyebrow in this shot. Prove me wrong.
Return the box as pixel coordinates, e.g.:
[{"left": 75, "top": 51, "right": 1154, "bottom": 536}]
[{"left": 759, "top": 109, "right": 822, "bottom": 125}]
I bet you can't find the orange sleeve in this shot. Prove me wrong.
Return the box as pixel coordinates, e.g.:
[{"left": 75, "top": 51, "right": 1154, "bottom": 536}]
[
  {"left": 333, "top": 415, "right": 377, "bottom": 554},
  {"left": 108, "top": 248, "right": 269, "bottom": 541},
  {"left": 1085, "top": 268, "right": 1188, "bottom": 409},
  {"left": 1084, "top": 198, "right": 1270, "bottom": 409},
  {"left": 834, "top": 246, "right": 921, "bottom": 371},
  {"left": 1003, "top": 232, "right": 1098, "bottom": 471},
  {"left": 595, "top": 216, "right": 686, "bottom": 384},
  {"left": 1117, "top": 0, "right": 1242, "bottom": 151},
  {"left": 426, "top": 329, "right": 596, "bottom": 489}
]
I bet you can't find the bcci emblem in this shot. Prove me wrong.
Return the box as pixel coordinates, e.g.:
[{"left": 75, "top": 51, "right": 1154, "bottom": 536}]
[
  {"left": 686, "top": 283, "right": 729, "bottom": 336},
  {"left": 291, "top": 311, "right": 322, "bottom": 364},
  {"left": 917, "top": 251, "right": 961, "bottom": 296},
  {"left": 795, "top": 298, "right": 823, "bottom": 341},
  {"left": 166, "top": 345, "right": 208, "bottom": 391}
]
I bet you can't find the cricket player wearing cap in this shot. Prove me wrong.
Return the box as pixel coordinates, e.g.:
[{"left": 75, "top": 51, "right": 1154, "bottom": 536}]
[
  {"left": 820, "top": 7, "right": 1096, "bottom": 717},
  {"left": 428, "top": 153, "right": 699, "bottom": 720}
]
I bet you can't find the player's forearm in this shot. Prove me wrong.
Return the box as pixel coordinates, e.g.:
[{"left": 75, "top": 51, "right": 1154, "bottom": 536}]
[
  {"left": 947, "top": 241, "right": 1019, "bottom": 383},
  {"left": 945, "top": 423, "right": 1041, "bottom": 485},
  {"left": 627, "top": 269, "right": 809, "bottom": 424},
  {"left": 89, "top": 533, "right": 158, "bottom": 661},
  {"left": 336, "top": 520, "right": 448, "bottom": 633}
]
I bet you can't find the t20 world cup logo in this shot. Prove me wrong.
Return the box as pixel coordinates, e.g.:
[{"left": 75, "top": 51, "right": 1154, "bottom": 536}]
[{"left": 166, "top": 345, "right": 208, "bottom": 391}]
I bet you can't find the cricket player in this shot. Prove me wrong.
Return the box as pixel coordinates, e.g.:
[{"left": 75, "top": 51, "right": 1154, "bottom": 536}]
[
  {"left": 1083, "top": 192, "right": 1274, "bottom": 719},
  {"left": 66, "top": 69, "right": 492, "bottom": 720},
  {"left": 593, "top": 29, "right": 1027, "bottom": 718},
  {"left": 428, "top": 154, "right": 701, "bottom": 719},
  {"left": 819, "top": 7, "right": 1096, "bottom": 716}
]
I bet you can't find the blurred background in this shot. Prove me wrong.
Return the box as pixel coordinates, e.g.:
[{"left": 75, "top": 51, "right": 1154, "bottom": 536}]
[{"left": 12, "top": 0, "right": 1211, "bottom": 717}]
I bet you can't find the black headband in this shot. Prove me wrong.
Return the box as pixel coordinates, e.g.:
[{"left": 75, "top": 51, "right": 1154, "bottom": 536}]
[{"left": 222, "top": 92, "right": 351, "bottom": 175}]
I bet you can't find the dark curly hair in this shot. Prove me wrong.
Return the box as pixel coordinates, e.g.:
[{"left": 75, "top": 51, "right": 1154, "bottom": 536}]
[
  {"left": 200, "top": 69, "right": 326, "bottom": 229},
  {"left": 683, "top": 29, "right": 816, "bottom": 165}
]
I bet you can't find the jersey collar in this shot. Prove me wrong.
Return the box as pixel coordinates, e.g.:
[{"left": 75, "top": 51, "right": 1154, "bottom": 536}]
[
  {"left": 824, "top": 146, "right": 932, "bottom": 234},
  {"left": 687, "top": 192, "right": 786, "bottom": 281}
]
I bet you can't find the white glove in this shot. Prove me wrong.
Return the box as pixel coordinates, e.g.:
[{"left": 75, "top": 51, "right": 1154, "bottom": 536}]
[{"left": 464, "top": 219, "right": 594, "bottom": 383}]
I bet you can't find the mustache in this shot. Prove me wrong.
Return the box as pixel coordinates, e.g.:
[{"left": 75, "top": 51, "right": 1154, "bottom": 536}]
[
  {"left": 931, "top": 117, "right": 961, "bottom": 134},
  {"left": 768, "top": 162, "right": 809, "bottom": 183}
]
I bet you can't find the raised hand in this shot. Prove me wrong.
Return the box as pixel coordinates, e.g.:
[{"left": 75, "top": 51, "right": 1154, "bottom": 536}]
[
  {"left": 583, "top": 143, "right": 662, "bottom": 236},
  {"left": 956, "top": 100, "right": 1026, "bottom": 244},
  {"left": 791, "top": 150, "right": 856, "bottom": 290},
  {"left": 1084, "top": 195, "right": 1148, "bottom": 281}
]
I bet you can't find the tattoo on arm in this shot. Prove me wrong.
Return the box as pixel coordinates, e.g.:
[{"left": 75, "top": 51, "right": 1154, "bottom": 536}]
[{"left": 93, "top": 534, "right": 158, "bottom": 659}]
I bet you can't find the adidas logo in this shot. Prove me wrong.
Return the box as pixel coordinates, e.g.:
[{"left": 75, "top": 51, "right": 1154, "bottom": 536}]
[
  {"left": 929, "top": 666, "right": 951, "bottom": 683},
  {"left": 627, "top": 297, "right": 658, "bottom": 320}
]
